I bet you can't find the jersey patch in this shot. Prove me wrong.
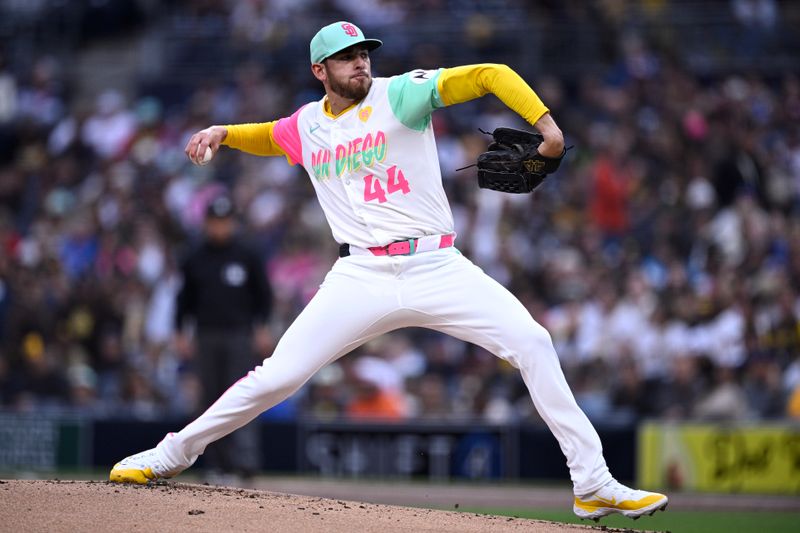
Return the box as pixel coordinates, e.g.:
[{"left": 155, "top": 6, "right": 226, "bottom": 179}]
[
  {"left": 387, "top": 68, "right": 444, "bottom": 131},
  {"left": 410, "top": 69, "right": 436, "bottom": 84}
]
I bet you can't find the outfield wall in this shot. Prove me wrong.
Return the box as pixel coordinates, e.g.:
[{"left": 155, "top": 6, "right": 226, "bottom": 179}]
[
  {"left": 2, "top": 413, "right": 798, "bottom": 494},
  {"left": 0, "top": 413, "right": 632, "bottom": 482}
]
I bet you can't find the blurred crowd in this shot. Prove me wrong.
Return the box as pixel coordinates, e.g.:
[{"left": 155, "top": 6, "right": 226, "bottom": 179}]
[{"left": 1, "top": 0, "right": 800, "bottom": 425}]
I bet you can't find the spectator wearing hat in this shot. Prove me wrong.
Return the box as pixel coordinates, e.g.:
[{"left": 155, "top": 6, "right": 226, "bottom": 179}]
[{"left": 174, "top": 194, "right": 273, "bottom": 480}]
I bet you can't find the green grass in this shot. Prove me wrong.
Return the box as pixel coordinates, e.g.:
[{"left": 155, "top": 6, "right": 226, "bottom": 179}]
[{"left": 457, "top": 508, "right": 800, "bottom": 533}]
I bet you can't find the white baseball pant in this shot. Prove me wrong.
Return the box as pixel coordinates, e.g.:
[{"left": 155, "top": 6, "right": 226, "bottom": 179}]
[{"left": 157, "top": 247, "right": 612, "bottom": 495}]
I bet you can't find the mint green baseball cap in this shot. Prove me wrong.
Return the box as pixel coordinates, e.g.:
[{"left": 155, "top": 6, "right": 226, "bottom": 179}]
[{"left": 310, "top": 21, "right": 382, "bottom": 64}]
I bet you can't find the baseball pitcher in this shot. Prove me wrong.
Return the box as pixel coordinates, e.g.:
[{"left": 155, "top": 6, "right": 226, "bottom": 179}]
[{"left": 110, "top": 21, "right": 668, "bottom": 521}]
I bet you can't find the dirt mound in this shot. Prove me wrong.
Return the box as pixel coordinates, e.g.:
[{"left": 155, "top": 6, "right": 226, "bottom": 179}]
[{"left": 0, "top": 480, "right": 625, "bottom": 533}]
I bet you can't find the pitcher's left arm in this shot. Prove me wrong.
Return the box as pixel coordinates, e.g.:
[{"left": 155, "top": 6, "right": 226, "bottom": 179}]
[{"left": 437, "top": 64, "right": 563, "bottom": 157}]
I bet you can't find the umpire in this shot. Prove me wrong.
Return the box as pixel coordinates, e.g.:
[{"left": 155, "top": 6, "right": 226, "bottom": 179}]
[{"left": 174, "top": 194, "right": 273, "bottom": 481}]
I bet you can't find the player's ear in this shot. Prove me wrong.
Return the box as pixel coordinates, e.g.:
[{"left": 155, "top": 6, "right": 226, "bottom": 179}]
[{"left": 311, "top": 62, "right": 326, "bottom": 83}]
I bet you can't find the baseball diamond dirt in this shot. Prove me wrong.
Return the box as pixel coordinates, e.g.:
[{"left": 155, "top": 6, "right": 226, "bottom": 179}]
[{"left": 0, "top": 480, "right": 644, "bottom": 533}]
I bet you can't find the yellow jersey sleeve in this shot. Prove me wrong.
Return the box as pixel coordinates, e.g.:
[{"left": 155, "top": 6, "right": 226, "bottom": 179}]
[
  {"left": 222, "top": 121, "right": 288, "bottom": 158},
  {"left": 436, "top": 64, "right": 549, "bottom": 126}
]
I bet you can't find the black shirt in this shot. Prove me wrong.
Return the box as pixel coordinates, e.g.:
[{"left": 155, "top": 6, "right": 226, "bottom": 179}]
[{"left": 175, "top": 239, "right": 272, "bottom": 331}]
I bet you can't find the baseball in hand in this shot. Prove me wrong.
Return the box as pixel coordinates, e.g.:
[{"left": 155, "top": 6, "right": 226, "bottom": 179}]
[{"left": 197, "top": 146, "right": 213, "bottom": 166}]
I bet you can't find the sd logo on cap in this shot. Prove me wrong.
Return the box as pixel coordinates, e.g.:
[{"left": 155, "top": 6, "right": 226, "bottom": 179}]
[{"left": 309, "top": 21, "right": 382, "bottom": 64}]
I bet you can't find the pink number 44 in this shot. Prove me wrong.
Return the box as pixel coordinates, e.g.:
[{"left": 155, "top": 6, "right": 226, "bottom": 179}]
[{"left": 363, "top": 165, "right": 410, "bottom": 204}]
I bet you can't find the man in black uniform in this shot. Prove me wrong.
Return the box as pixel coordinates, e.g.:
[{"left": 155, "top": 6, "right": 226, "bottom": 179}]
[{"left": 174, "top": 194, "right": 273, "bottom": 481}]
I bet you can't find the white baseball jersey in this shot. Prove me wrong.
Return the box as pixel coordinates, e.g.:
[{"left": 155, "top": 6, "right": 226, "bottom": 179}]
[{"left": 271, "top": 69, "right": 454, "bottom": 248}]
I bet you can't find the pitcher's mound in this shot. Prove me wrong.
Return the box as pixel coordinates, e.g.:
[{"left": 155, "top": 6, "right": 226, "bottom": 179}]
[{"left": 0, "top": 479, "right": 622, "bottom": 532}]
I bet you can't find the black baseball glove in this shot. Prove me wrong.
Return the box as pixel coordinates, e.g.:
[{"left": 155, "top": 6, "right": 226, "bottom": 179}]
[{"left": 474, "top": 127, "right": 567, "bottom": 194}]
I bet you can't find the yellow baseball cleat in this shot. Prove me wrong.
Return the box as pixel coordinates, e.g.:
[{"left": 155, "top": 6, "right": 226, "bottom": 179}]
[
  {"left": 109, "top": 464, "right": 156, "bottom": 484},
  {"left": 574, "top": 479, "right": 668, "bottom": 521},
  {"left": 109, "top": 448, "right": 174, "bottom": 484}
]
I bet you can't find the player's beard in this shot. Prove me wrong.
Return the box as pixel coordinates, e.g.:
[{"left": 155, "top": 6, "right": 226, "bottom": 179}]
[{"left": 328, "top": 70, "right": 371, "bottom": 101}]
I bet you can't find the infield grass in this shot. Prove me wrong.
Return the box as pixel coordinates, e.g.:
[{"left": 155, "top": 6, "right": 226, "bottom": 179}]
[{"left": 457, "top": 507, "right": 800, "bottom": 533}]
